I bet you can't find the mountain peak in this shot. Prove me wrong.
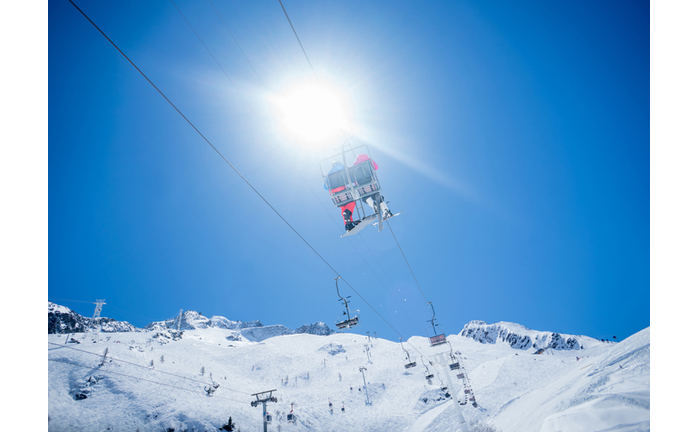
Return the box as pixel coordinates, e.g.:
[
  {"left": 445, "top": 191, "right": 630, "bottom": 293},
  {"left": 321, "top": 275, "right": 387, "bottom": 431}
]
[
  {"left": 47, "top": 303, "right": 332, "bottom": 339},
  {"left": 459, "top": 320, "right": 602, "bottom": 350}
]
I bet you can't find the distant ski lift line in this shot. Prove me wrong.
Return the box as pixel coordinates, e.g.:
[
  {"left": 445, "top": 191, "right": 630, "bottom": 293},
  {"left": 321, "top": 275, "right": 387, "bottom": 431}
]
[
  {"left": 48, "top": 342, "right": 253, "bottom": 396},
  {"left": 48, "top": 358, "right": 250, "bottom": 405},
  {"left": 65, "top": 0, "right": 439, "bottom": 355}
]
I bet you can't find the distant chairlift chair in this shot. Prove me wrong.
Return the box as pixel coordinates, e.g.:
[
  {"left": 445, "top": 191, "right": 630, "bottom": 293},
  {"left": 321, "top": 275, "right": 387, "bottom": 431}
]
[
  {"left": 334, "top": 277, "right": 360, "bottom": 330},
  {"left": 400, "top": 338, "right": 417, "bottom": 369},
  {"left": 287, "top": 404, "right": 296, "bottom": 424},
  {"left": 427, "top": 302, "right": 447, "bottom": 347},
  {"left": 421, "top": 357, "right": 435, "bottom": 381},
  {"left": 447, "top": 342, "right": 460, "bottom": 370}
]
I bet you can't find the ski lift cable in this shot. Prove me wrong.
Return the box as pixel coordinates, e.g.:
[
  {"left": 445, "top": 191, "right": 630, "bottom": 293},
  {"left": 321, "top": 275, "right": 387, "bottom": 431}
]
[
  {"left": 66, "top": 0, "right": 339, "bottom": 277},
  {"left": 386, "top": 221, "right": 431, "bottom": 306},
  {"left": 107, "top": 303, "right": 166, "bottom": 324},
  {"left": 172, "top": 2, "right": 419, "bottom": 336},
  {"left": 66, "top": 0, "right": 428, "bottom": 357},
  {"left": 48, "top": 342, "right": 252, "bottom": 396},
  {"left": 168, "top": 0, "right": 356, "bottom": 248},
  {"left": 353, "top": 233, "right": 425, "bottom": 335},
  {"left": 176, "top": 0, "right": 347, "bottom": 227},
  {"left": 172, "top": 0, "right": 422, "bottom": 336},
  {"left": 212, "top": 1, "right": 427, "bottom": 335},
  {"left": 277, "top": 0, "right": 318, "bottom": 80},
  {"left": 276, "top": 0, "right": 449, "bottom": 345},
  {"left": 386, "top": 219, "right": 453, "bottom": 346},
  {"left": 169, "top": 0, "right": 263, "bottom": 124},
  {"left": 194, "top": 0, "right": 427, "bottom": 341},
  {"left": 211, "top": 1, "right": 426, "bottom": 335},
  {"left": 48, "top": 358, "right": 249, "bottom": 405},
  {"left": 48, "top": 298, "right": 97, "bottom": 304},
  {"left": 208, "top": 0, "right": 266, "bottom": 88},
  {"left": 49, "top": 298, "right": 169, "bottom": 324}
]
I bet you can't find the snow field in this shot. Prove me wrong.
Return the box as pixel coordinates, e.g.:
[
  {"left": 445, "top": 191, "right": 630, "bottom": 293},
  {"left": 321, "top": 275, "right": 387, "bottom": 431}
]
[{"left": 48, "top": 327, "right": 649, "bottom": 431}]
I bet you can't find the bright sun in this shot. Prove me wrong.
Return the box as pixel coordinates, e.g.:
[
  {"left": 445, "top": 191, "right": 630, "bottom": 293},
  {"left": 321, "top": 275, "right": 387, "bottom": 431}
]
[{"left": 272, "top": 82, "right": 351, "bottom": 147}]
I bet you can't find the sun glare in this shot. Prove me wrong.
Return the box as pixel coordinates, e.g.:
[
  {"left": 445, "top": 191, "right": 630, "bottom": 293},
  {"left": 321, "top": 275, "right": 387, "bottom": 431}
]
[{"left": 273, "top": 82, "right": 351, "bottom": 147}]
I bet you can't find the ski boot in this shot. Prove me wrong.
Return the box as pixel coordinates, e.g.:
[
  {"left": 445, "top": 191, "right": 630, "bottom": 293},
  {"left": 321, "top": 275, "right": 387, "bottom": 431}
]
[{"left": 380, "top": 201, "right": 393, "bottom": 219}]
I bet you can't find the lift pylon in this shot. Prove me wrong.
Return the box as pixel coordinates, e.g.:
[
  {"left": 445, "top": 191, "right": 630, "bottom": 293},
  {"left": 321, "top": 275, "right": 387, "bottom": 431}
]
[{"left": 250, "top": 389, "right": 278, "bottom": 432}]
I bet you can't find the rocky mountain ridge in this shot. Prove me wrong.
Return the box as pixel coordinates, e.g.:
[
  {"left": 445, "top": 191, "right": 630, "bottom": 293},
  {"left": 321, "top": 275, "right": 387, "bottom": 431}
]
[
  {"left": 49, "top": 303, "right": 609, "bottom": 349},
  {"left": 48, "top": 302, "right": 139, "bottom": 334},
  {"left": 458, "top": 320, "right": 605, "bottom": 350},
  {"left": 47, "top": 302, "right": 333, "bottom": 339}
]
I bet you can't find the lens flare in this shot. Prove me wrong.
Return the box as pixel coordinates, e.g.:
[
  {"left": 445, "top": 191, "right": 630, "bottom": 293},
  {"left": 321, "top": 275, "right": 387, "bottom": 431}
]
[{"left": 272, "top": 82, "right": 351, "bottom": 147}]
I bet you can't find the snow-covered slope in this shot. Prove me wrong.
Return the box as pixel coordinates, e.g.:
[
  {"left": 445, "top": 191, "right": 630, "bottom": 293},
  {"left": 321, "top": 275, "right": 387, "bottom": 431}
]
[{"left": 47, "top": 306, "right": 649, "bottom": 432}]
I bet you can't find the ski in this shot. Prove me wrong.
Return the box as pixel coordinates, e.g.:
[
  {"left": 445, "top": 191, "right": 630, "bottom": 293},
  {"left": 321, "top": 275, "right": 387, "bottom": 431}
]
[
  {"left": 373, "top": 211, "right": 402, "bottom": 226},
  {"left": 340, "top": 215, "right": 377, "bottom": 237}
]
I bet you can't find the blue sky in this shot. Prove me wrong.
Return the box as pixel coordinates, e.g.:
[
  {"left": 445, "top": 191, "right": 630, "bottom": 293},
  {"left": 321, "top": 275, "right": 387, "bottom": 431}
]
[{"left": 46, "top": 0, "right": 649, "bottom": 342}]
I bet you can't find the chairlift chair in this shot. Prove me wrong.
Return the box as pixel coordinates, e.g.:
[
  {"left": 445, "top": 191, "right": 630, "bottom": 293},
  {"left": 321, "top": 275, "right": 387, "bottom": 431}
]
[
  {"left": 434, "top": 370, "right": 448, "bottom": 391},
  {"left": 449, "top": 358, "right": 460, "bottom": 370},
  {"left": 421, "top": 356, "right": 434, "bottom": 380},
  {"left": 400, "top": 338, "right": 417, "bottom": 368},
  {"left": 320, "top": 141, "right": 385, "bottom": 231},
  {"left": 446, "top": 342, "right": 460, "bottom": 370},
  {"left": 427, "top": 303, "right": 447, "bottom": 347},
  {"left": 333, "top": 277, "right": 360, "bottom": 330},
  {"left": 287, "top": 404, "right": 296, "bottom": 423}
]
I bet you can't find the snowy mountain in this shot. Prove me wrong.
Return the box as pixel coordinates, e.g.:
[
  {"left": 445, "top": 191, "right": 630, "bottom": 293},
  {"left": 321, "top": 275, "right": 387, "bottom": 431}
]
[
  {"left": 47, "top": 304, "right": 649, "bottom": 431},
  {"left": 48, "top": 302, "right": 139, "bottom": 334},
  {"left": 144, "top": 310, "right": 264, "bottom": 332},
  {"left": 459, "top": 320, "right": 604, "bottom": 351},
  {"left": 49, "top": 303, "right": 334, "bottom": 340}
]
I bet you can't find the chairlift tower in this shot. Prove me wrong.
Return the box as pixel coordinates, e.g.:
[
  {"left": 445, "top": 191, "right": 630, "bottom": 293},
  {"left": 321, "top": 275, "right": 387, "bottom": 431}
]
[
  {"left": 437, "top": 353, "right": 468, "bottom": 432},
  {"left": 85, "top": 299, "right": 106, "bottom": 342},
  {"left": 177, "top": 309, "right": 183, "bottom": 331},
  {"left": 250, "top": 389, "right": 278, "bottom": 432},
  {"left": 358, "top": 367, "right": 371, "bottom": 406},
  {"left": 364, "top": 344, "right": 372, "bottom": 364}
]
